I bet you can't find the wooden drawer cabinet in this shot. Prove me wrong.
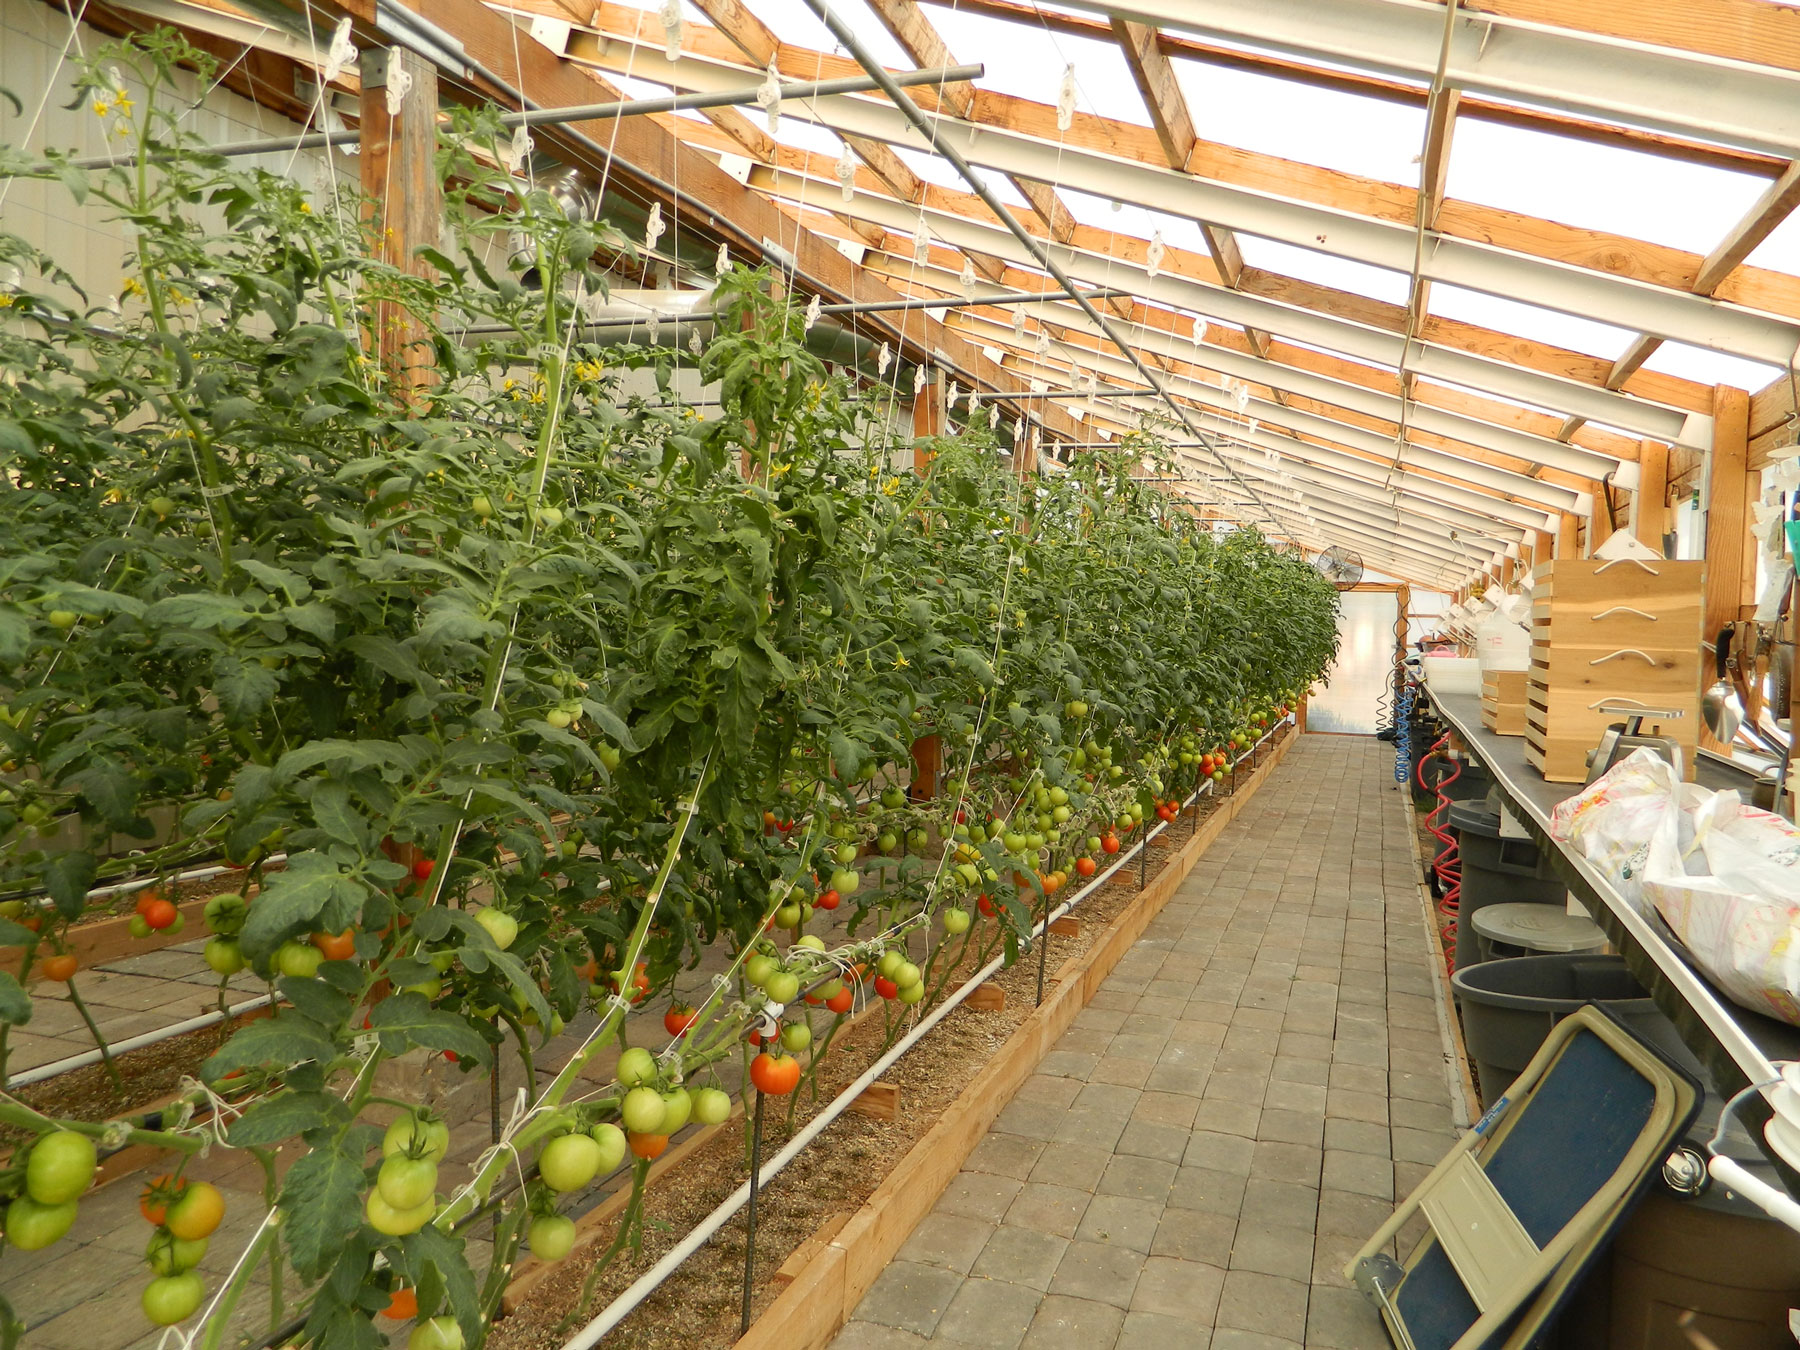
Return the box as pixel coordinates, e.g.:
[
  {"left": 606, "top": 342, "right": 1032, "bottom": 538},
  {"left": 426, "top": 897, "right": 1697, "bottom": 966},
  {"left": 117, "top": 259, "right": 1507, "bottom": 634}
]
[
  {"left": 1482, "top": 669, "right": 1529, "bottom": 736},
  {"left": 1523, "top": 559, "right": 1703, "bottom": 782}
]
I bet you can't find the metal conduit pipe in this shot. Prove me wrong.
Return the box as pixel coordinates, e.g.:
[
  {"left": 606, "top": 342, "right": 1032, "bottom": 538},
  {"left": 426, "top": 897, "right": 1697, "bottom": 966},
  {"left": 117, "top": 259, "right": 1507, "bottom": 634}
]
[
  {"left": 796, "top": 0, "right": 1284, "bottom": 537},
  {"left": 559, "top": 713, "right": 1292, "bottom": 1349},
  {"left": 57, "top": 64, "right": 981, "bottom": 170}
]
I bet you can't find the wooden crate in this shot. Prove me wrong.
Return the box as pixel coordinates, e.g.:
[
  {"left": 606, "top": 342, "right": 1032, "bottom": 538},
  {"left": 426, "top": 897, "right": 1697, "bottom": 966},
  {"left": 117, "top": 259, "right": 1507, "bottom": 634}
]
[
  {"left": 1481, "top": 669, "right": 1530, "bottom": 736},
  {"left": 1523, "top": 559, "right": 1703, "bottom": 782}
]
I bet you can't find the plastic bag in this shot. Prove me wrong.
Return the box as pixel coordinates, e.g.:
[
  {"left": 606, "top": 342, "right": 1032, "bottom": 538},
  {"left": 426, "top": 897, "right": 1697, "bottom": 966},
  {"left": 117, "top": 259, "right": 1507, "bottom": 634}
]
[
  {"left": 1549, "top": 748, "right": 1700, "bottom": 911},
  {"left": 1643, "top": 788, "right": 1800, "bottom": 1025}
]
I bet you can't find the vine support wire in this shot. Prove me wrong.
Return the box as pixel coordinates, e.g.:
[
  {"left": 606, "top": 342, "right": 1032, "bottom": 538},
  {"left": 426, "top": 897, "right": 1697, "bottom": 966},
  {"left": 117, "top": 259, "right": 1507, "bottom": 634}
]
[
  {"left": 796, "top": 0, "right": 1285, "bottom": 537},
  {"left": 556, "top": 714, "right": 1291, "bottom": 1350}
]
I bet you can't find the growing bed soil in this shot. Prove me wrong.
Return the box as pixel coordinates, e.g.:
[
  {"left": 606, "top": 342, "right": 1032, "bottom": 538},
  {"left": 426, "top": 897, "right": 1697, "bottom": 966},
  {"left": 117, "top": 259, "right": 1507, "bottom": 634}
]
[{"left": 487, "top": 798, "right": 1225, "bottom": 1350}]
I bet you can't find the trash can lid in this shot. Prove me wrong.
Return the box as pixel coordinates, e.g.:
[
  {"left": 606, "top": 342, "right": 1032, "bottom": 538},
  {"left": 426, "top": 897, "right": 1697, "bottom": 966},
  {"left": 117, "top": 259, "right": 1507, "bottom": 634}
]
[
  {"left": 1471, "top": 903, "right": 1607, "bottom": 953},
  {"left": 1447, "top": 802, "right": 1503, "bottom": 835}
]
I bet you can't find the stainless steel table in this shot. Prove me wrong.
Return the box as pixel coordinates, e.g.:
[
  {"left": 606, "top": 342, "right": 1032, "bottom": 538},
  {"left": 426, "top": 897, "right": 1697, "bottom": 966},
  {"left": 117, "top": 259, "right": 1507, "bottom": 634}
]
[{"left": 1423, "top": 688, "right": 1800, "bottom": 1190}]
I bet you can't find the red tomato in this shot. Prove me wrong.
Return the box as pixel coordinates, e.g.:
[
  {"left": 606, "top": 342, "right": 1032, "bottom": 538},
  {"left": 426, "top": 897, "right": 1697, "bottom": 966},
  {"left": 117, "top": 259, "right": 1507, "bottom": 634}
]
[
  {"left": 382, "top": 1287, "right": 419, "bottom": 1320},
  {"left": 977, "top": 894, "right": 995, "bottom": 917},
  {"left": 411, "top": 859, "right": 435, "bottom": 881},
  {"left": 628, "top": 1132, "right": 668, "bottom": 1160},
  {"left": 40, "top": 954, "right": 77, "bottom": 982},
  {"left": 826, "top": 987, "right": 854, "bottom": 1014},
  {"left": 815, "top": 889, "right": 841, "bottom": 912},
  {"left": 663, "top": 1005, "right": 697, "bottom": 1037},
  {"left": 310, "top": 928, "right": 356, "bottom": 961},
  {"left": 874, "top": 976, "right": 900, "bottom": 1000},
  {"left": 1075, "top": 857, "right": 1097, "bottom": 878},
  {"left": 1101, "top": 833, "right": 1121, "bottom": 855},
  {"left": 140, "top": 1175, "right": 186, "bottom": 1227},
  {"left": 749, "top": 1051, "right": 802, "bottom": 1096},
  {"left": 134, "top": 890, "right": 162, "bottom": 917},
  {"left": 143, "top": 899, "right": 179, "bottom": 930}
]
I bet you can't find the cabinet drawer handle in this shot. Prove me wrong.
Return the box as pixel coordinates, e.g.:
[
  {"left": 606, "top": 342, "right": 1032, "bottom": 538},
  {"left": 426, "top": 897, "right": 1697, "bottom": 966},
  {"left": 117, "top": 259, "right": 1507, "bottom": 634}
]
[
  {"left": 1590, "top": 648, "right": 1656, "bottom": 667},
  {"left": 1592, "top": 606, "right": 1657, "bottom": 622},
  {"left": 1595, "top": 557, "right": 1661, "bottom": 576}
]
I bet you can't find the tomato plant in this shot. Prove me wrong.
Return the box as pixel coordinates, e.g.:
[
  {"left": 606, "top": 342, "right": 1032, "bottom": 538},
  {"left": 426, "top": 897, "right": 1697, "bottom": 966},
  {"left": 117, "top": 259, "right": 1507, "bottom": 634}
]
[{"left": 0, "top": 30, "right": 1337, "bottom": 1347}]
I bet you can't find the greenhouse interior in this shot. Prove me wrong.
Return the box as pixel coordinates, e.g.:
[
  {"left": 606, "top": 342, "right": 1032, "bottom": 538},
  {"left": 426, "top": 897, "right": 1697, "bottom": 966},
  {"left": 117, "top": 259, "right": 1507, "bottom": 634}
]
[{"left": 2, "top": 0, "right": 1800, "bottom": 1346}]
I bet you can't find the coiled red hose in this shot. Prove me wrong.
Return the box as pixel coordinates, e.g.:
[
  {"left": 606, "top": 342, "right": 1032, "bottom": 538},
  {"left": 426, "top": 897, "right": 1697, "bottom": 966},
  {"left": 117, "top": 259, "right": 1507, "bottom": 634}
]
[{"left": 1418, "top": 735, "right": 1461, "bottom": 966}]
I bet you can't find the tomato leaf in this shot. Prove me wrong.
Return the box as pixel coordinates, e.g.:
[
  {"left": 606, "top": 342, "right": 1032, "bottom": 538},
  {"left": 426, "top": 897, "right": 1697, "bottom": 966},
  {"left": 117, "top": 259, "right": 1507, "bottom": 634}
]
[
  {"left": 279, "top": 1141, "right": 367, "bottom": 1280},
  {"left": 39, "top": 850, "right": 96, "bottom": 920},
  {"left": 226, "top": 1090, "right": 348, "bottom": 1147},
  {"left": 238, "top": 852, "right": 364, "bottom": 959},
  {"left": 204, "top": 1014, "right": 337, "bottom": 1078},
  {"left": 398, "top": 1223, "right": 482, "bottom": 1345},
  {"left": 276, "top": 975, "right": 352, "bottom": 1028},
  {"left": 0, "top": 972, "right": 32, "bottom": 1026},
  {"left": 367, "top": 992, "right": 490, "bottom": 1066}
]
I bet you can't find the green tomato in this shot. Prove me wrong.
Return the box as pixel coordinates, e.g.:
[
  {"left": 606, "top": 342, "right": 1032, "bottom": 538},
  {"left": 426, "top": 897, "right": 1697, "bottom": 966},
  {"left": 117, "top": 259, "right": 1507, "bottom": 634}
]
[
  {"left": 828, "top": 868, "right": 860, "bottom": 897},
  {"left": 774, "top": 902, "right": 803, "bottom": 928},
  {"left": 1048, "top": 787, "right": 1069, "bottom": 807},
  {"left": 538, "top": 1132, "right": 603, "bottom": 1192},
  {"left": 26, "top": 1130, "right": 96, "bottom": 1205},
  {"left": 471, "top": 494, "right": 494, "bottom": 518},
  {"left": 744, "top": 954, "right": 777, "bottom": 988},
  {"left": 691, "top": 1088, "right": 732, "bottom": 1126},
  {"left": 145, "top": 1229, "right": 208, "bottom": 1277},
  {"left": 473, "top": 907, "right": 518, "bottom": 950},
  {"left": 383, "top": 1113, "right": 450, "bottom": 1163},
  {"left": 46, "top": 609, "right": 77, "bottom": 630},
  {"left": 365, "top": 1188, "right": 435, "bottom": 1236},
  {"left": 128, "top": 914, "right": 153, "bottom": 940},
  {"left": 408, "top": 1316, "right": 465, "bottom": 1350},
  {"left": 780, "top": 1022, "right": 812, "bottom": 1052},
  {"left": 202, "top": 938, "right": 245, "bottom": 975},
  {"left": 589, "top": 1122, "right": 628, "bottom": 1172},
  {"left": 894, "top": 962, "right": 922, "bottom": 991},
  {"left": 763, "top": 971, "right": 800, "bottom": 1005},
  {"left": 620, "top": 1087, "right": 668, "bottom": 1136},
  {"left": 529, "top": 1213, "right": 577, "bottom": 1262},
  {"left": 877, "top": 832, "right": 898, "bottom": 852},
  {"left": 4, "top": 1196, "right": 77, "bottom": 1250},
  {"left": 794, "top": 934, "right": 826, "bottom": 952},
  {"left": 659, "top": 1088, "right": 693, "bottom": 1133},
  {"left": 942, "top": 908, "right": 972, "bottom": 935},
  {"left": 897, "top": 980, "right": 927, "bottom": 1005},
  {"left": 141, "top": 1272, "right": 205, "bottom": 1326},
  {"left": 275, "top": 941, "right": 323, "bottom": 979},
  {"left": 596, "top": 743, "right": 622, "bottom": 772},
  {"left": 533, "top": 505, "right": 564, "bottom": 529},
  {"left": 834, "top": 843, "right": 858, "bottom": 866},
  {"left": 877, "top": 950, "right": 905, "bottom": 979},
  {"left": 377, "top": 1155, "right": 438, "bottom": 1211}
]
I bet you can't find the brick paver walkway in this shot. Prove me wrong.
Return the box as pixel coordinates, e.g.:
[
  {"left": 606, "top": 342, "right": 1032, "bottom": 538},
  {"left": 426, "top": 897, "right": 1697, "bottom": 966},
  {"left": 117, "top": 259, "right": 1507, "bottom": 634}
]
[{"left": 833, "top": 734, "right": 1458, "bottom": 1350}]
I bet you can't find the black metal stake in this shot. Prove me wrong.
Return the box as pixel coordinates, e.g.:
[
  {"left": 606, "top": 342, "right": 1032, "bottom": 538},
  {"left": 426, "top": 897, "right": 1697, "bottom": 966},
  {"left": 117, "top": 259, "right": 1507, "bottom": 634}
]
[
  {"left": 1138, "top": 832, "right": 1148, "bottom": 889},
  {"left": 489, "top": 1058, "right": 502, "bottom": 1145},
  {"left": 740, "top": 1089, "right": 767, "bottom": 1336},
  {"left": 1035, "top": 900, "right": 1050, "bottom": 1006}
]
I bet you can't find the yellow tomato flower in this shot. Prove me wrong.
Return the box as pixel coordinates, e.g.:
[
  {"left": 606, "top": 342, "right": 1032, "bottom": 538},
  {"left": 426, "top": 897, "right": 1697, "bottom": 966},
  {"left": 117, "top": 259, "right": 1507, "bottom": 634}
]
[{"left": 92, "top": 99, "right": 111, "bottom": 117}]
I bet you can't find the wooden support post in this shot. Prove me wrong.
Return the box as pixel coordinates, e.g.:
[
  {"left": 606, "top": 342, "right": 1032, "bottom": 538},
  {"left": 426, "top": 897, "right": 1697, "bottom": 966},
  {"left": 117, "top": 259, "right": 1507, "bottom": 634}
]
[
  {"left": 1704, "top": 386, "right": 1756, "bottom": 636},
  {"left": 848, "top": 1081, "right": 901, "bottom": 1121},
  {"left": 360, "top": 46, "right": 439, "bottom": 398},
  {"left": 1557, "top": 512, "right": 1580, "bottom": 561},
  {"left": 1633, "top": 439, "right": 1671, "bottom": 555},
  {"left": 1534, "top": 531, "right": 1555, "bottom": 577},
  {"left": 912, "top": 366, "right": 943, "bottom": 474}
]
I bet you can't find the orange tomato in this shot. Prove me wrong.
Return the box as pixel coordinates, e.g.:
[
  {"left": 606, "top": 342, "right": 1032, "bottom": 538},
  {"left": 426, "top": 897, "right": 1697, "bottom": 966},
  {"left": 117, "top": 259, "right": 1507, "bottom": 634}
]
[
  {"left": 628, "top": 1133, "right": 669, "bottom": 1160},
  {"left": 40, "top": 953, "right": 77, "bottom": 982}
]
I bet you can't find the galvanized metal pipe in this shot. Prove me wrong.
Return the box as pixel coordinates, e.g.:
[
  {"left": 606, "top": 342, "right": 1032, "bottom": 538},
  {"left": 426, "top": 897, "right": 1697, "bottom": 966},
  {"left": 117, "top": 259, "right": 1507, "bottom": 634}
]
[{"left": 55, "top": 64, "right": 981, "bottom": 171}]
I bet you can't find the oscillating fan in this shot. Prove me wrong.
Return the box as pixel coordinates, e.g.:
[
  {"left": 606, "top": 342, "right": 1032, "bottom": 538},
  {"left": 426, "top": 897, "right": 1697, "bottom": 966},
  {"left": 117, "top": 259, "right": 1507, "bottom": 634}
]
[{"left": 1314, "top": 545, "right": 1365, "bottom": 590}]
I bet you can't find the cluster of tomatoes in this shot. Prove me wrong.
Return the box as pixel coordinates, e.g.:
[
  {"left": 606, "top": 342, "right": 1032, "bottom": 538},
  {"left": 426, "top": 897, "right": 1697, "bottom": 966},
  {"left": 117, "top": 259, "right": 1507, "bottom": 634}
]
[
  {"left": 3, "top": 1129, "right": 95, "bottom": 1256},
  {"left": 612, "top": 1046, "right": 733, "bottom": 1160},
  {"left": 138, "top": 1174, "right": 226, "bottom": 1325},
  {"left": 366, "top": 1113, "right": 448, "bottom": 1239}
]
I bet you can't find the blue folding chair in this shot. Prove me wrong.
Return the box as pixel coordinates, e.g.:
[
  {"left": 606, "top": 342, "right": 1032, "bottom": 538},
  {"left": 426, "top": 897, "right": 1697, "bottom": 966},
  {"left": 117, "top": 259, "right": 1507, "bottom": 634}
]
[{"left": 1346, "top": 1005, "right": 1701, "bottom": 1350}]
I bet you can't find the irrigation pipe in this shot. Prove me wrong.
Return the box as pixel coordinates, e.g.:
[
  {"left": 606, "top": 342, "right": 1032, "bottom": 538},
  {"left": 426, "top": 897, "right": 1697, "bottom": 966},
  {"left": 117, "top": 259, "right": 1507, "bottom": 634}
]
[
  {"left": 10, "top": 993, "right": 276, "bottom": 1087},
  {"left": 558, "top": 716, "right": 1291, "bottom": 1348}
]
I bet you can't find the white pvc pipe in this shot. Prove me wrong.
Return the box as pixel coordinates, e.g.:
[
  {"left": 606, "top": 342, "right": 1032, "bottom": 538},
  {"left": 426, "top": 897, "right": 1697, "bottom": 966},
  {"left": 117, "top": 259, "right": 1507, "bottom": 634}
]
[
  {"left": 10, "top": 993, "right": 275, "bottom": 1087},
  {"left": 559, "top": 717, "right": 1288, "bottom": 1348}
]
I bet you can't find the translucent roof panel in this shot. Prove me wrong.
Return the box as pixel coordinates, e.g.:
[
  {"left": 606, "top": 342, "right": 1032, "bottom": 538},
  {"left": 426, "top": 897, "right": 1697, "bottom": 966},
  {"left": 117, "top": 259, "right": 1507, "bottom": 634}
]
[
  {"left": 1427, "top": 284, "right": 1637, "bottom": 360},
  {"left": 922, "top": 5, "right": 1152, "bottom": 127},
  {"left": 891, "top": 147, "right": 1029, "bottom": 206},
  {"left": 1233, "top": 236, "right": 1412, "bottom": 306},
  {"left": 746, "top": 0, "right": 910, "bottom": 69},
  {"left": 1171, "top": 58, "right": 1425, "bottom": 188},
  {"left": 1446, "top": 119, "right": 1768, "bottom": 253},
  {"left": 1743, "top": 207, "right": 1800, "bottom": 276},
  {"left": 1636, "top": 340, "right": 1783, "bottom": 390}
]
